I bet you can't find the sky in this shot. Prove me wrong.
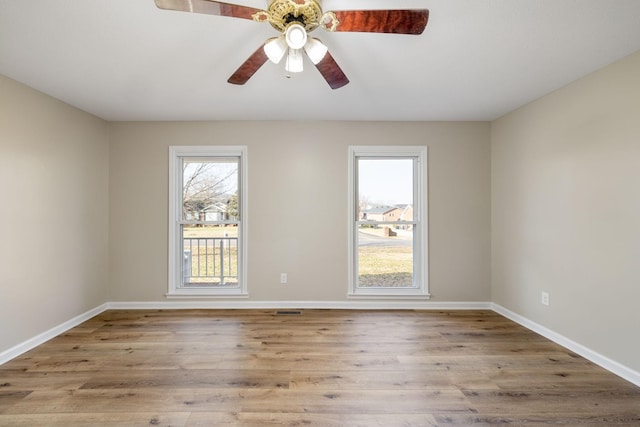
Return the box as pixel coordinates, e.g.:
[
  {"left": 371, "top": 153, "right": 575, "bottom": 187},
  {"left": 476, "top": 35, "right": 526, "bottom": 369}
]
[
  {"left": 183, "top": 159, "right": 238, "bottom": 195},
  {"left": 358, "top": 158, "right": 414, "bottom": 206},
  {"left": 182, "top": 157, "right": 413, "bottom": 206}
]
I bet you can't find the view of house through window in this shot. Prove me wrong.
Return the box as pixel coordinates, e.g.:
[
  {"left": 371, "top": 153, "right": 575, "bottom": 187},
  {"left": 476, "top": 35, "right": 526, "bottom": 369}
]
[
  {"left": 349, "top": 146, "right": 428, "bottom": 297},
  {"left": 168, "top": 146, "right": 247, "bottom": 297},
  {"left": 358, "top": 158, "right": 415, "bottom": 287},
  {"left": 182, "top": 158, "right": 239, "bottom": 287}
]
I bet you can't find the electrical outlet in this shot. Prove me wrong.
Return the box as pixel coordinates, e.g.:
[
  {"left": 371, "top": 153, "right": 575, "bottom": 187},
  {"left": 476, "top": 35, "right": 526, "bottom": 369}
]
[
  {"left": 280, "top": 273, "right": 288, "bottom": 284},
  {"left": 541, "top": 291, "right": 550, "bottom": 306}
]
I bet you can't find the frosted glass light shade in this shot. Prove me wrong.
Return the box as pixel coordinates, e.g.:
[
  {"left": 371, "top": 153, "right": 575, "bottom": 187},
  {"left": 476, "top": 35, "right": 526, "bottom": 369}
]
[
  {"left": 304, "top": 38, "right": 328, "bottom": 64},
  {"left": 264, "top": 36, "right": 287, "bottom": 64}
]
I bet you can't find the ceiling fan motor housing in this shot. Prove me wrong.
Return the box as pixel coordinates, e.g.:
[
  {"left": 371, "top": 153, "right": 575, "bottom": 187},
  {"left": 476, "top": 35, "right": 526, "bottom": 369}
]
[{"left": 264, "top": 0, "right": 323, "bottom": 32}]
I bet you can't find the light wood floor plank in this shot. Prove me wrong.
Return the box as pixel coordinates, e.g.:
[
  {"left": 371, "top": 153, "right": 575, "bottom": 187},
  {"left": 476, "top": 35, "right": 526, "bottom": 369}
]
[
  {"left": 185, "top": 411, "right": 439, "bottom": 426},
  {"left": 0, "top": 412, "right": 189, "bottom": 427}
]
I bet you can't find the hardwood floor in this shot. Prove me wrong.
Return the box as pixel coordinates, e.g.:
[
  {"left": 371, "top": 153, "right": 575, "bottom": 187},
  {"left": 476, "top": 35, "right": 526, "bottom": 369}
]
[{"left": 1, "top": 309, "right": 639, "bottom": 426}]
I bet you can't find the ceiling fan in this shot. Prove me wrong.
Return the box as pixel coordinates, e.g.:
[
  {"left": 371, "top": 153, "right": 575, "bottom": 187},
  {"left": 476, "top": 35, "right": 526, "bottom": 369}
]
[{"left": 155, "top": 0, "right": 429, "bottom": 89}]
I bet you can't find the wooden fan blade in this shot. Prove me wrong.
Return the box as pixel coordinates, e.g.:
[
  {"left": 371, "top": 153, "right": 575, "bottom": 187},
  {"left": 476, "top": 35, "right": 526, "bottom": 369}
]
[
  {"left": 331, "top": 9, "right": 429, "bottom": 34},
  {"left": 314, "top": 51, "right": 349, "bottom": 90},
  {"left": 155, "top": 0, "right": 265, "bottom": 21},
  {"left": 228, "top": 44, "right": 269, "bottom": 85}
]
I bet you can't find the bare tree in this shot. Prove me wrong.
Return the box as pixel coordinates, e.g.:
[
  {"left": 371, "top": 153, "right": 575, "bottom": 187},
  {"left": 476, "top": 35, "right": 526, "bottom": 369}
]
[
  {"left": 182, "top": 161, "right": 237, "bottom": 221},
  {"left": 358, "top": 194, "right": 373, "bottom": 220}
]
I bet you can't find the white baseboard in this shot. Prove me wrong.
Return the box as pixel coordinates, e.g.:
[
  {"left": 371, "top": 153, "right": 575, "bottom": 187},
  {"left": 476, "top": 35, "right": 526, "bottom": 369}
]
[
  {"left": 106, "top": 300, "right": 492, "bottom": 310},
  {"left": 0, "top": 303, "right": 109, "bottom": 365},
  {"left": 492, "top": 303, "right": 640, "bottom": 388}
]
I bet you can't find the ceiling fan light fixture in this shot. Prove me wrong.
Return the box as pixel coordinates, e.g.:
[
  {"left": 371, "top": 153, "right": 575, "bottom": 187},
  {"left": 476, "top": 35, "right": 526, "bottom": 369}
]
[
  {"left": 155, "top": 0, "right": 429, "bottom": 89},
  {"left": 285, "top": 48, "right": 304, "bottom": 73},
  {"left": 285, "top": 23, "right": 307, "bottom": 50},
  {"left": 264, "top": 36, "right": 288, "bottom": 64},
  {"left": 304, "top": 38, "right": 328, "bottom": 64}
]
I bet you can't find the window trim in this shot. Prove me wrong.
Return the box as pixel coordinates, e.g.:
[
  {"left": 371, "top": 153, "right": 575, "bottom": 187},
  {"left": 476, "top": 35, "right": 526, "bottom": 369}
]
[
  {"left": 347, "top": 145, "right": 429, "bottom": 299},
  {"left": 167, "top": 145, "right": 248, "bottom": 298}
]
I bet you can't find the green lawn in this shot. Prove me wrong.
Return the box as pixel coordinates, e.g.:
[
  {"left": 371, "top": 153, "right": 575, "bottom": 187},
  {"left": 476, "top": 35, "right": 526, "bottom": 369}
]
[
  {"left": 358, "top": 246, "right": 413, "bottom": 287},
  {"left": 183, "top": 225, "right": 237, "bottom": 238}
]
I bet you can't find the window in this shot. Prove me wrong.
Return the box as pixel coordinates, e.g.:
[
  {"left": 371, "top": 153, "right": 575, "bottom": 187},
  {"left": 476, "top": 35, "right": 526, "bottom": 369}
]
[
  {"left": 348, "top": 146, "right": 428, "bottom": 298},
  {"left": 168, "top": 146, "right": 247, "bottom": 297}
]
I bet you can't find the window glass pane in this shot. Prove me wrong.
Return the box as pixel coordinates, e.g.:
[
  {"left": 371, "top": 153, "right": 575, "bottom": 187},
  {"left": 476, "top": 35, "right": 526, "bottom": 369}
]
[
  {"left": 356, "top": 157, "right": 416, "bottom": 288},
  {"left": 182, "top": 158, "right": 239, "bottom": 222},
  {"left": 357, "top": 225, "right": 415, "bottom": 288},
  {"left": 182, "top": 225, "right": 238, "bottom": 287},
  {"left": 357, "top": 158, "right": 413, "bottom": 221}
]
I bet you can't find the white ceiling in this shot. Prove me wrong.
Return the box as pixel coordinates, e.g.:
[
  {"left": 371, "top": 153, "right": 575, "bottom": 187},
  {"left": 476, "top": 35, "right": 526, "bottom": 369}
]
[{"left": 1, "top": 0, "right": 640, "bottom": 122}]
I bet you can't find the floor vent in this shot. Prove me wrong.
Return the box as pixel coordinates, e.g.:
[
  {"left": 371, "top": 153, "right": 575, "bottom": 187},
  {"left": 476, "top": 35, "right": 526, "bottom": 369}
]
[{"left": 275, "top": 310, "right": 302, "bottom": 315}]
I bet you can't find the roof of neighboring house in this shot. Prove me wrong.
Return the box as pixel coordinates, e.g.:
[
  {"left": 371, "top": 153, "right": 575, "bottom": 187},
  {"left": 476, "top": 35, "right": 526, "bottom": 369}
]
[
  {"left": 363, "top": 204, "right": 413, "bottom": 214},
  {"left": 362, "top": 206, "right": 399, "bottom": 215},
  {"left": 202, "top": 201, "right": 227, "bottom": 213}
]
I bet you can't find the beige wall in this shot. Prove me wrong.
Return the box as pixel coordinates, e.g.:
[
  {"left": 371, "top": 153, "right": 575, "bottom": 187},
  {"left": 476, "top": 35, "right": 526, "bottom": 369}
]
[
  {"left": 108, "top": 121, "right": 491, "bottom": 303},
  {"left": 0, "top": 76, "right": 110, "bottom": 353},
  {"left": 492, "top": 51, "right": 640, "bottom": 372}
]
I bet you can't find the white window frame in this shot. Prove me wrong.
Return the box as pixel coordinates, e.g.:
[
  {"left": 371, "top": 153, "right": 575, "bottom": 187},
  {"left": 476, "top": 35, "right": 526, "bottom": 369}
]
[
  {"left": 348, "top": 146, "right": 429, "bottom": 298},
  {"left": 167, "top": 145, "right": 248, "bottom": 298}
]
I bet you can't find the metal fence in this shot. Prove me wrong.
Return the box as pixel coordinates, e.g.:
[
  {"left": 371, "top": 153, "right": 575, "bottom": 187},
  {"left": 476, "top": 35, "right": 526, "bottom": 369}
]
[{"left": 183, "top": 237, "right": 238, "bottom": 285}]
